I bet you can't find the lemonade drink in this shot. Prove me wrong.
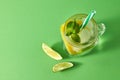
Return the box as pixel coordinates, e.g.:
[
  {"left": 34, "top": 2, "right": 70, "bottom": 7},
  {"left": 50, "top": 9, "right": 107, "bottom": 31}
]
[{"left": 60, "top": 14, "right": 105, "bottom": 55}]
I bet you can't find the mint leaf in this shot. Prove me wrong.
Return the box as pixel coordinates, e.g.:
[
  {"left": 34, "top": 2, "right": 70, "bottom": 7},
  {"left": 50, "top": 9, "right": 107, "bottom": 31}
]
[
  {"left": 71, "top": 33, "right": 80, "bottom": 43},
  {"left": 67, "top": 21, "right": 75, "bottom": 28},
  {"left": 65, "top": 21, "right": 75, "bottom": 36},
  {"left": 73, "top": 22, "right": 80, "bottom": 33},
  {"left": 65, "top": 20, "right": 82, "bottom": 43}
]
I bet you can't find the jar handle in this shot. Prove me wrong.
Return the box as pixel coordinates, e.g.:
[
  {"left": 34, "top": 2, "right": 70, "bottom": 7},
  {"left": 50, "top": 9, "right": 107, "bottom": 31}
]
[{"left": 97, "top": 23, "right": 106, "bottom": 36}]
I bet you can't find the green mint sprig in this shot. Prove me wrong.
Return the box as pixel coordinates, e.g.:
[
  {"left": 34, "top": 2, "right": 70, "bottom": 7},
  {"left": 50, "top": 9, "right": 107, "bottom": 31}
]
[{"left": 65, "top": 20, "right": 82, "bottom": 43}]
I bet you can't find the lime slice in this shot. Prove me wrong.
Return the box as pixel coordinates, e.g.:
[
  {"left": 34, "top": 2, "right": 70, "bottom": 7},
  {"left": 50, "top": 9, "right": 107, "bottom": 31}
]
[
  {"left": 53, "top": 62, "right": 73, "bottom": 72},
  {"left": 42, "top": 43, "right": 63, "bottom": 60}
]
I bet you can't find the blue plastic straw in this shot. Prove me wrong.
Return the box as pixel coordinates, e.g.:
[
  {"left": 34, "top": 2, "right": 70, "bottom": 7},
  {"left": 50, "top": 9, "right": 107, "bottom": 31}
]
[{"left": 80, "top": 10, "right": 96, "bottom": 30}]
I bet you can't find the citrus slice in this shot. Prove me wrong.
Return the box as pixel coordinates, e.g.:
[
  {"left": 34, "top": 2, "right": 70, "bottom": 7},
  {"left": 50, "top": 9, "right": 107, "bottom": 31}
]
[
  {"left": 42, "top": 43, "right": 63, "bottom": 60},
  {"left": 53, "top": 62, "right": 73, "bottom": 72}
]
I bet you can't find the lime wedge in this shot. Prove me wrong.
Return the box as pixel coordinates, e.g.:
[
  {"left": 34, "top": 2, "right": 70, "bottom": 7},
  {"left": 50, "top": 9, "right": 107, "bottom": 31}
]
[
  {"left": 42, "top": 43, "right": 63, "bottom": 60},
  {"left": 53, "top": 62, "right": 73, "bottom": 72}
]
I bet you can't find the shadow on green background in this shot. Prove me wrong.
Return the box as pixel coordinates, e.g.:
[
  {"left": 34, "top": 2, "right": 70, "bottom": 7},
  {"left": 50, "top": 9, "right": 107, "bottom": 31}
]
[
  {"left": 52, "top": 41, "right": 69, "bottom": 59},
  {"left": 102, "top": 16, "right": 120, "bottom": 51}
]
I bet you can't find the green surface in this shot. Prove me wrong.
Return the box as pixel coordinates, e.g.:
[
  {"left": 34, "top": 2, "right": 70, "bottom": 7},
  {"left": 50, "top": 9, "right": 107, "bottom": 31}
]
[{"left": 0, "top": 0, "right": 120, "bottom": 80}]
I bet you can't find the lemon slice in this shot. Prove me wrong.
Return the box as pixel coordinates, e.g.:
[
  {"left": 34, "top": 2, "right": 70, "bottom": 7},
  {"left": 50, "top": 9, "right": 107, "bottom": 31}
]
[
  {"left": 42, "top": 43, "right": 63, "bottom": 60},
  {"left": 53, "top": 62, "right": 73, "bottom": 72}
]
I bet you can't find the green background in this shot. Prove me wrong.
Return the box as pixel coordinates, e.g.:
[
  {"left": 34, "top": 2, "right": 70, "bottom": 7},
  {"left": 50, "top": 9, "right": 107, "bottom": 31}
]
[{"left": 0, "top": 0, "right": 120, "bottom": 80}]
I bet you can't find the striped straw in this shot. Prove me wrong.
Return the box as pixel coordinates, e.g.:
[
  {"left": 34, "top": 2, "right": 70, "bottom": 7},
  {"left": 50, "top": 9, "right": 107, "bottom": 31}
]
[{"left": 80, "top": 10, "right": 96, "bottom": 30}]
